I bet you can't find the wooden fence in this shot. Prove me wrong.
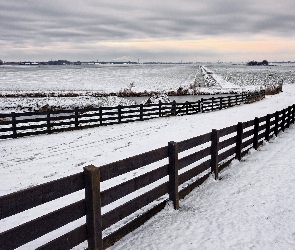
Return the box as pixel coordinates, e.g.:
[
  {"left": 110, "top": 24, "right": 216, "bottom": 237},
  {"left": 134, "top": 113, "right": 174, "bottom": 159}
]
[
  {"left": 0, "top": 91, "right": 264, "bottom": 140},
  {"left": 1, "top": 103, "right": 294, "bottom": 250}
]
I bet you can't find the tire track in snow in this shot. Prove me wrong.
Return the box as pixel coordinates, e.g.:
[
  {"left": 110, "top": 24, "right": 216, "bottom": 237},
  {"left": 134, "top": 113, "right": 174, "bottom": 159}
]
[{"left": 0, "top": 120, "right": 171, "bottom": 167}]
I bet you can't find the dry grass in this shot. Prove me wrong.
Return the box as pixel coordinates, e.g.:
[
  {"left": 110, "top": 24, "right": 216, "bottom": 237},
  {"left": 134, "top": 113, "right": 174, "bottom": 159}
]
[{"left": 265, "top": 83, "right": 283, "bottom": 95}]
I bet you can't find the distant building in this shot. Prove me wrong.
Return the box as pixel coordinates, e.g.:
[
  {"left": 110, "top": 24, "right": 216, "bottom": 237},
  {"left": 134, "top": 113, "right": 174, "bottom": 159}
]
[{"left": 247, "top": 60, "right": 269, "bottom": 66}]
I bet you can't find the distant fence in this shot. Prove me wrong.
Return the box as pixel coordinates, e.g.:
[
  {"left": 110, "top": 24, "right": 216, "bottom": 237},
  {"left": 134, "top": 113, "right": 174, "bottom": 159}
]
[
  {"left": 1, "top": 103, "right": 294, "bottom": 250},
  {"left": 0, "top": 91, "right": 265, "bottom": 140}
]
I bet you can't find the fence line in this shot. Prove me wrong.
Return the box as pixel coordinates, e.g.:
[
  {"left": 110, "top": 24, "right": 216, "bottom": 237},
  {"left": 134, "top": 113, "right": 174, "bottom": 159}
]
[
  {"left": 0, "top": 91, "right": 265, "bottom": 140},
  {"left": 2, "top": 101, "right": 293, "bottom": 250}
]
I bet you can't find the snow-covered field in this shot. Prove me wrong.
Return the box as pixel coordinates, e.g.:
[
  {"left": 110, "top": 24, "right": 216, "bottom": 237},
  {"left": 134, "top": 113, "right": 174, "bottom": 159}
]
[
  {"left": 0, "top": 64, "right": 199, "bottom": 93},
  {"left": 1, "top": 64, "right": 295, "bottom": 249},
  {"left": 0, "top": 63, "right": 292, "bottom": 112}
]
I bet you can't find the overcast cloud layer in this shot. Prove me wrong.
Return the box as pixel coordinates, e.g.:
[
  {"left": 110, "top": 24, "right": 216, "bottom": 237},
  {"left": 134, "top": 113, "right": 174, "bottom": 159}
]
[{"left": 1, "top": 0, "right": 295, "bottom": 62}]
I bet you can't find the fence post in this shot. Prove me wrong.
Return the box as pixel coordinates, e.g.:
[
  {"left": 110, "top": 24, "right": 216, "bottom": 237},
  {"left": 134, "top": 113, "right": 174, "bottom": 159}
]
[
  {"left": 211, "top": 129, "right": 219, "bottom": 180},
  {"left": 171, "top": 100, "right": 176, "bottom": 116},
  {"left": 236, "top": 122, "right": 243, "bottom": 161},
  {"left": 211, "top": 97, "right": 214, "bottom": 111},
  {"left": 159, "top": 101, "right": 162, "bottom": 117},
  {"left": 118, "top": 105, "right": 122, "bottom": 124},
  {"left": 281, "top": 109, "right": 286, "bottom": 132},
  {"left": 168, "top": 141, "right": 179, "bottom": 210},
  {"left": 99, "top": 107, "right": 103, "bottom": 125},
  {"left": 140, "top": 104, "right": 143, "bottom": 121},
  {"left": 75, "top": 108, "right": 79, "bottom": 128},
  {"left": 219, "top": 97, "right": 223, "bottom": 110},
  {"left": 253, "top": 117, "right": 259, "bottom": 150},
  {"left": 265, "top": 114, "right": 271, "bottom": 141},
  {"left": 186, "top": 101, "right": 189, "bottom": 115},
  {"left": 47, "top": 112, "right": 51, "bottom": 133},
  {"left": 287, "top": 106, "right": 292, "bottom": 128},
  {"left": 293, "top": 104, "right": 295, "bottom": 124},
  {"left": 274, "top": 111, "right": 279, "bottom": 136},
  {"left": 11, "top": 112, "right": 17, "bottom": 138},
  {"left": 84, "top": 165, "right": 103, "bottom": 250},
  {"left": 172, "top": 101, "right": 177, "bottom": 116},
  {"left": 199, "top": 99, "right": 203, "bottom": 113}
]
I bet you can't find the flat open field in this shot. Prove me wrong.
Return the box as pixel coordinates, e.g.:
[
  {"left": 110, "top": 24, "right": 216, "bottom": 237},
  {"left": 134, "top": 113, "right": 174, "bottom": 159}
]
[{"left": 0, "top": 63, "right": 293, "bottom": 112}]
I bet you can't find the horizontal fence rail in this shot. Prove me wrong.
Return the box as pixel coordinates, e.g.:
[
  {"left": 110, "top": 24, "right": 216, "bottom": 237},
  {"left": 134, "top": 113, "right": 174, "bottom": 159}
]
[
  {"left": 0, "top": 91, "right": 265, "bottom": 140},
  {"left": 2, "top": 102, "right": 294, "bottom": 250}
]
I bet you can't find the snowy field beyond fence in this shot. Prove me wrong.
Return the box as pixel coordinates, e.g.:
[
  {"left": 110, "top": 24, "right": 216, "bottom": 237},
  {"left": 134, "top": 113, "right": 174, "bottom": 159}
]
[{"left": 1, "top": 64, "right": 295, "bottom": 249}]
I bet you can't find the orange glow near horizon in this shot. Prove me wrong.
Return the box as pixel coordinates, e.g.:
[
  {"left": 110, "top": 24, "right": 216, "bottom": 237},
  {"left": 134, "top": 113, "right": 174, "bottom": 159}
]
[{"left": 97, "top": 35, "right": 295, "bottom": 56}]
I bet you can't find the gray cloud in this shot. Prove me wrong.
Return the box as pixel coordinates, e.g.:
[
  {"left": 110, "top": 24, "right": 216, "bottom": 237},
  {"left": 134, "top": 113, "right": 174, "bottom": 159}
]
[{"left": 1, "top": 0, "right": 295, "bottom": 61}]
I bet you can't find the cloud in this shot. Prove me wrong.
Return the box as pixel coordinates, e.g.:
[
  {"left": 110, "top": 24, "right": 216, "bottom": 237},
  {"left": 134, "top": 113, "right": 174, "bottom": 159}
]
[
  {"left": 1, "top": 0, "right": 295, "bottom": 61},
  {"left": 112, "top": 56, "right": 131, "bottom": 62}
]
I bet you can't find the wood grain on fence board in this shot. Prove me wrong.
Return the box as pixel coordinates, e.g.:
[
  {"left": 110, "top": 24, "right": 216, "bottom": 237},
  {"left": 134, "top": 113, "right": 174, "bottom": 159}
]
[
  {"left": 219, "top": 124, "right": 237, "bottom": 137},
  {"left": 0, "top": 200, "right": 85, "bottom": 250},
  {"left": 178, "top": 132, "right": 211, "bottom": 153},
  {"left": 178, "top": 147, "right": 211, "bottom": 170},
  {"left": 35, "top": 224, "right": 87, "bottom": 250},
  {"left": 0, "top": 127, "right": 14, "bottom": 133},
  {"left": 168, "top": 141, "right": 179, "bottom": 209},
  {"left": 103, "top": 200, "right": 167, "bottom": 250},
  {"left": 253, "top": 117, "right": 260, "bottom": 150},
  {"left": 0, "top": 172, "right": 84, "bottom": 220},
  {"left": 84, "top": 165, "right": 103, "bottom": 250},
  {"left": 100, "top": 146, "right": 168, "bottom": 181},
  {"left": 179, "top": 159, "right": 211, "bottom": 185},
  {"left": 242, "top": 137, "right": 254, "bottom": 149},
  {"left": 258, "top": 131, "right": 266, "bottom": 141},
  {"left": 102, "top": 183, "right": 169, "bottom": 230},
  {"left": 218, "top": 147, "right": 236, "bottom": 162},
  {"left": 236, "top": 122, "right": 243, "bottom": 161},
  {"left": 242, "top": 129, "right": 254, "bottom": 140},
  {"left": 101, "top": 165, "right": 168, "bottom": 207},
  {"left": 211, "top": 129, "right": 219, "bottom": 180},
  {"left": 219, "top": 136, "right": 237, "bottom": 150}
]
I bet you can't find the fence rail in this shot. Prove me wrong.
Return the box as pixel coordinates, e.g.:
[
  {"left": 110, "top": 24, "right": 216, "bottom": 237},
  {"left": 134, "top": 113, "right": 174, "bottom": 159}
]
[
  {"left": 1, "top": 102, "right": 294, "bottom": 249},
  {"left": 0, "top": 91, "right": 265, "bottom": 140}
]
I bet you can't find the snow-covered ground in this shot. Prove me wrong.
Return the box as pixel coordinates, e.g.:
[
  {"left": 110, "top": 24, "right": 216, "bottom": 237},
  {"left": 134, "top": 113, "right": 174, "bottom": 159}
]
[
  {"left": 109, "top": 126, "right": 295, "bottom": 250},
  {"left": 0, "top": 64, "right": 199, "bottom": 93},
  {"left": 0, "top": 96, "right": 136, "bottom": 113},
  {"left": 1, "top": 63, "right": 292, "bottom": 98},
  {"left": 1, "top": 82, "right": 295, "bottom": 249}
]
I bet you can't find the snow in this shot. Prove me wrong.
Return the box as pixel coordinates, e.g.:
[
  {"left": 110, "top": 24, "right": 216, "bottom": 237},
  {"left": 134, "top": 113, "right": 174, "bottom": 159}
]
[
  {"left": 0, "top": 64, "right": 199, "bottom": 93},
  {"left": 109, "top": 130, "right": 295, "bottom": 250},
  {"left": 0, "top": 96, "right": 136, "bottom": 113},
  {"left": 1, "top": 65, "right": 295, "bottom": 249}
]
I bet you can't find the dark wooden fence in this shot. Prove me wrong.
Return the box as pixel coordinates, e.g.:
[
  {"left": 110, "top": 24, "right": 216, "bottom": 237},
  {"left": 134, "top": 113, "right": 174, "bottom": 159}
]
[
  {"left": 1, "top": 103, "right": 294, "bottom": 250},
  {"left": 0, "top": 91, "right": 264, "bottom": 140}
]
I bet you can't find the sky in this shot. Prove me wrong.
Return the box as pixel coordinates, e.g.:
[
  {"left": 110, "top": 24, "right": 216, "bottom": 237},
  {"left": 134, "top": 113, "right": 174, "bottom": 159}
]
[{"left": 1, "top": 0, "right": 295, "bottom": 63}]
